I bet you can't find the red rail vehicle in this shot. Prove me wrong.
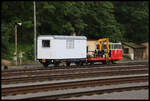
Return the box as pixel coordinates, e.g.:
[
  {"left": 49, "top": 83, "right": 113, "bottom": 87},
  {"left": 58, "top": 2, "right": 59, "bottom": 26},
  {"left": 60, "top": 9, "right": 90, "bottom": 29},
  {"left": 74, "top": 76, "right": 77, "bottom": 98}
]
[{"left": 87, "top": 38, "right": 123, "bottom": 64}]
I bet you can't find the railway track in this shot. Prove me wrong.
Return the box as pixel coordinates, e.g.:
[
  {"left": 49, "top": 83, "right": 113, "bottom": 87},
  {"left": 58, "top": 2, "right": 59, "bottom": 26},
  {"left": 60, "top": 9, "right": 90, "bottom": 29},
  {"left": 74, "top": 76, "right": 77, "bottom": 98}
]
[
  {"left": 2, "top": 61, "right": 148, "bottom": 74},
  {"left": 2, "top": 68, "right": 148, "bottom": 85},
  {"left": 2, "top": 64, "right": 148, "bottom": 78},
  {"left": 2, "top": 75, "right": 148, "bottom": 97},
  {"left": 2, "top": 61, "right": 148, "bottom": 100},
  {"left": 25, "top": 85, "right": 148, "bottom": 100}
]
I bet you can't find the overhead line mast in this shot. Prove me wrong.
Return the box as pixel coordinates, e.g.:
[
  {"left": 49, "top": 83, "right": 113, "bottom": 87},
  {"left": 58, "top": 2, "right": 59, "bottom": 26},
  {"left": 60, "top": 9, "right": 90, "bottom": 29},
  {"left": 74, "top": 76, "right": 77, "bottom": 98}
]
[{"left": 33, "top": 1, "right": 37, "bottom": 61}]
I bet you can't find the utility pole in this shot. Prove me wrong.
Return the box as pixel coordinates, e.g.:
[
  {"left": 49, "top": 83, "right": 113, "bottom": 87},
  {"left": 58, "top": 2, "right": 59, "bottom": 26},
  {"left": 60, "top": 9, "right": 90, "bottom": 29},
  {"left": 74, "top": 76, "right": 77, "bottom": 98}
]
[
  {"left": 33, "top": 1, "right": 37, "bottom": 61},
  {"left": 15, "top": 24, "right": 18, "bottom": 65},
  {"left": 14, "top": 23, "right": 22, "bottom": 65}
]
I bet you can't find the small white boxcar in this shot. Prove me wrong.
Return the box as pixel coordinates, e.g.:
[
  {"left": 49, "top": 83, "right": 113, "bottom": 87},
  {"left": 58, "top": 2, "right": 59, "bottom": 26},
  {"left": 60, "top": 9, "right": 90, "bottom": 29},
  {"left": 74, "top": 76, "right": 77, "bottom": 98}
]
[{"left": 37, "top": 35, "right": 87, "bottom": 67}]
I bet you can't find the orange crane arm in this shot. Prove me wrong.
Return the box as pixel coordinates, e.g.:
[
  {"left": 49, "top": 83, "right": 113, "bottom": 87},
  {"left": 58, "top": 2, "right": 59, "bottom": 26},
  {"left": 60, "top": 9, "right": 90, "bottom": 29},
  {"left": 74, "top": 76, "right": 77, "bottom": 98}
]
[{"left": 97, "top": 38, "right": 110, "bottom": 54}]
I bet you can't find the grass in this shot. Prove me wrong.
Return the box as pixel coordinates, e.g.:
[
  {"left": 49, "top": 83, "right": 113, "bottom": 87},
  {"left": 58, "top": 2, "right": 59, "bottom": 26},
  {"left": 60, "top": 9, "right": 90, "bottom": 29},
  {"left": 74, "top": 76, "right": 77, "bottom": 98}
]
[
  {"left": 2, "top": 43, "right": 36, "bottom": 66},
  {"left": 119, "top": 55, "right": 131, "bottom": 62}
]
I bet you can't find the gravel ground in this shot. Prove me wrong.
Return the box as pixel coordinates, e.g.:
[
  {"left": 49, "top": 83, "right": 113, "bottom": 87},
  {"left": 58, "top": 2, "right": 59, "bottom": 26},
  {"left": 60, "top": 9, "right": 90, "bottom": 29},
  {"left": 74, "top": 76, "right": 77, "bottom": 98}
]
[
  {"left": 119, "top": 59, "right": 148, "bottom": 63},
  {"left": 62, "top": 89, "right": 148, "bottom": 100}
]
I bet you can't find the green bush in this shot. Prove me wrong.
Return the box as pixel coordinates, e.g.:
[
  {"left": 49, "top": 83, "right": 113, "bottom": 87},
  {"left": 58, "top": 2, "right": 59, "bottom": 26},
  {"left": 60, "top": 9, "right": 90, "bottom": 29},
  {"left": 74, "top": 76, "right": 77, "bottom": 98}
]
[
  {"left": 123, "top": 55, "right": 131, "bottom": 61},
  {"left": 17, "top": 44, "right": 34, "bottom": 61},
  {"left": 25, "top": 45, "right": 34, "bottom": 61},
  {"left": 2, "top": 43, "right": 35, "bottom": 62}
]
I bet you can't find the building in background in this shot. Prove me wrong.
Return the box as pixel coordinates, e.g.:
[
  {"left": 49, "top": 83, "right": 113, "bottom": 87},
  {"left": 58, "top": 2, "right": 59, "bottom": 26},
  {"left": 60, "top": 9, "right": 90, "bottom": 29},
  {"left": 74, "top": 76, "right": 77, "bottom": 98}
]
[
  {"left": 139, "top": 41, "right": 149, "bottom": 59},
  {"left": 122, "top": 42, "right": 146, "bottom": 60},
  {"left": 87, "top": 40, "right": 97, "bottom": 56}
]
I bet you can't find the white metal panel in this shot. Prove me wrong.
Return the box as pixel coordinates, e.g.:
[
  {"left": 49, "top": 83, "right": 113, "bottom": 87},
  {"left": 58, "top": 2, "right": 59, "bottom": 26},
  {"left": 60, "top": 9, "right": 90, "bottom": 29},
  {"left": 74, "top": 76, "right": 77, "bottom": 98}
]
[
  {"left": 37, "top": 38, "right": 53, "bottom": 59},
  {"left": 50, "top": 39, "right": 86, "bottom": 59}
]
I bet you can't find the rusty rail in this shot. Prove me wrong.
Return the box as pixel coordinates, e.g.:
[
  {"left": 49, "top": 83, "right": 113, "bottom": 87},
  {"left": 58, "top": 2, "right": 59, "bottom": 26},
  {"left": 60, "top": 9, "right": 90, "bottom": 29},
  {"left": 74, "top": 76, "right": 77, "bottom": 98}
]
[
  {"left": 2, "top": 65, "right": 148, "bottom": 77},
  {"left": 2, "top": 76, "right": 148, "bottom": 96},
  {"left": 2, "top": 69, "right": 148, "bottom": 85},
  {"left": 26, "top": 85, "right": 148, "bottom": 100},
  {"left": 2, "top": 61, "right": 148, "bottom": 73}
]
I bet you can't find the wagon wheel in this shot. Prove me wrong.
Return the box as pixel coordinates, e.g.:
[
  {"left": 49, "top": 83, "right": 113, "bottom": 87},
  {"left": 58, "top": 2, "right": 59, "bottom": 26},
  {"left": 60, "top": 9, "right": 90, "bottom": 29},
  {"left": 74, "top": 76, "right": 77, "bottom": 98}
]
[
  {"left": 76, "top": 62, "right": 80, "bottom": 66},
  {"left": 76, "top": 61, "right": 84, "bottom": 66},
  {"left": 66, "top": 62, "right": 71, "bottom": 67},
  {"left": 54, "top": 62, "right": 60, "bottom": 67},
  {"left": 43, "top": 63, "right": 49, "bottom": 68}
]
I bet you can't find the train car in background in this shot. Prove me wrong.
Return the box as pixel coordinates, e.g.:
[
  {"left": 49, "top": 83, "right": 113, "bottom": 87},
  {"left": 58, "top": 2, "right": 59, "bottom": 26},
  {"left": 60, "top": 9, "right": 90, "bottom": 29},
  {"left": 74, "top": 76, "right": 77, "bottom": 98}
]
[
  {"left": 109, "top": 42, "right": 123, "bottom": 62},
  {"left": 37, "top": 35, "right": 87, "bottom": 67},
  {"left": 37, "top": 35, "right": 122, "bottom": 67}
]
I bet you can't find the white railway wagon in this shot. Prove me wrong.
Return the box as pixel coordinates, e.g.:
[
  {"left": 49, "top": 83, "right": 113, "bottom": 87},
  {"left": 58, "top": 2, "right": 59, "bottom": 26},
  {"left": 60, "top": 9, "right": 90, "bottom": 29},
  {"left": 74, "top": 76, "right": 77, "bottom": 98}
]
[{"left": 37, "top": 35, "right": 87, "bottom": 67}]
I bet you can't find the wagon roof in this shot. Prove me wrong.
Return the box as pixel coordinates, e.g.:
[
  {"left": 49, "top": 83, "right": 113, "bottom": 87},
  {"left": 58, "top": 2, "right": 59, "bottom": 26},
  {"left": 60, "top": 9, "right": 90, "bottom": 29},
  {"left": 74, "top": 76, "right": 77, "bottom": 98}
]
[{"left": 38, "top": 35, "right": 87, "bottom": 40}]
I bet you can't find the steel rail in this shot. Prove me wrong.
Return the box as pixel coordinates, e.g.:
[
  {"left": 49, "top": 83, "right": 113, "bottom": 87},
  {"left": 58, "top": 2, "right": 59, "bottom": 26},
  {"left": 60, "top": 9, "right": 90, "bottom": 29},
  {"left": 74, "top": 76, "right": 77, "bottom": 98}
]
[
  {"left": 2, "top": 76, "right": 148, "bottom": 96},
  {"left": 25, "top": 85, "right": 148, "bottom": 100},
  {"left": 2, "top": 69, "right": 148, "bottom": 85},
  {"left": 2, "top": 65, "right": 148, "bottom": 77},
  {"left": 2, "top": 61, "right": 148, "bottom": 73}
]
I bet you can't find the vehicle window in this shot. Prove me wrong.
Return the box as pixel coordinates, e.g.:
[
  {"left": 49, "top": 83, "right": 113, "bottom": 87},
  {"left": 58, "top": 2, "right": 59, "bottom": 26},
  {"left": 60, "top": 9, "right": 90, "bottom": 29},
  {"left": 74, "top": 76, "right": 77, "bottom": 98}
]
[
  {"left": 110, "top": 44, "right": 122, "bottom": 49},
  {"left": 66, "top": 40, "right": 74, "bottom": 49},
  {"left": 119, "top": 45, "right": 122, "bottom": 49},
  {"left": 114, "top": 45, "right": 117, "bottom": 49},
  {"left": 42, "top": 40, "right": 50, "bottom": 47},
  {"left": 111, "top": 44, "right": 114, "bottom": 49}
]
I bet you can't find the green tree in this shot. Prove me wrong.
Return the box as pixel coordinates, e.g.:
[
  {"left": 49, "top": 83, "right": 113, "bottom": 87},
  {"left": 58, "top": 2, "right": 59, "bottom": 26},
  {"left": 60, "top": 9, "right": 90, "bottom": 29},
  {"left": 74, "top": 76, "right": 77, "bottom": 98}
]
[
  {"left": 113, "top": 1, "right": 149, "bottom": 42},
  {"left": 1, "top": 1, "right": 148, "bottom": 60}
]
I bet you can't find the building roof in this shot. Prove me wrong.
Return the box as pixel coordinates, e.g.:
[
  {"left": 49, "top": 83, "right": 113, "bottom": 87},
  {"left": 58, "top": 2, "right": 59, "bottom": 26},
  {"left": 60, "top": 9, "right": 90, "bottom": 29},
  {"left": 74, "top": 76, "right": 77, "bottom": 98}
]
[
  {"left": 138, "top": 40, "right": 149, "bottom": 44},
  {"left": 122, "top": 42, "right": 146, "bottom": 49}
]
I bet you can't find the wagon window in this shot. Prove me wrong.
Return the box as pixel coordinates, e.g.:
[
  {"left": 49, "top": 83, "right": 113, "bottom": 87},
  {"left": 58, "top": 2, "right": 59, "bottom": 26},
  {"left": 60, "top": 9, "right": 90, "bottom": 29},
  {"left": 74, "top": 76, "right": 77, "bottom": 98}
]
[
  {"left": 111, "top": 44, "right": 114, "bottom": 49},
  {"left": 66, "top": 40, "right": 74, "bottom": 49},
  {"left": 114, "top": 45, "right": 118, "bottom": 49},
  {"left": 119, "top": 45, "right": 122, "bottom": 49},
  {"left": 42, "top": 40, "right": 50, "bottom": 47}
]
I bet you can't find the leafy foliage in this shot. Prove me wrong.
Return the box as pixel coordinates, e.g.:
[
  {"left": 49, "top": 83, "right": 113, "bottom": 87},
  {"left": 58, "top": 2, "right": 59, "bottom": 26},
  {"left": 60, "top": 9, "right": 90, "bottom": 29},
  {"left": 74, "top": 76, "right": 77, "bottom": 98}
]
[
  {"left": 113, "top": 1, "right": 149, "bottom": 42},
  {"left": 1, "top": 1, "right": 148, "bottom": 60}
]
